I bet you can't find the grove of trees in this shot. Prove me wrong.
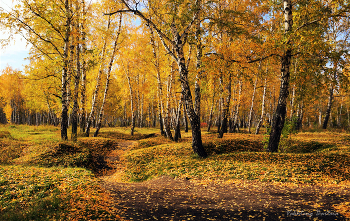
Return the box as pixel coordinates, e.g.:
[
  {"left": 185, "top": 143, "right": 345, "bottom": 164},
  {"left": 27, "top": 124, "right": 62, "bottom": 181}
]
[{"left": 0, "top": 0, "right": 349, "bottom": 156}]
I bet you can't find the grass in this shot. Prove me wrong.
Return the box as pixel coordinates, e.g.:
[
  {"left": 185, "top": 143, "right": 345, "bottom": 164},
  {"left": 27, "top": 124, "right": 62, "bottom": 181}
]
[
  {"left": 1, "top": 124, "right": 350, "bottom": 219},
  {"left": 0, "top": 165, "right": 120, "bottom": 221},
  {"left": 124, "top": 142, "right": 350, "bottom": 184},
  {"left": 0, "top": 124, "right": 122, "bottom": 220},
  {"left": 0, "top": 124, "right": 60, "bottom": 143},
  {"left": 98, "top": 126, "right": 159, "bottom": 140},
  {"left": 123, "top": 131, "right": 350, "bottom": 185}
]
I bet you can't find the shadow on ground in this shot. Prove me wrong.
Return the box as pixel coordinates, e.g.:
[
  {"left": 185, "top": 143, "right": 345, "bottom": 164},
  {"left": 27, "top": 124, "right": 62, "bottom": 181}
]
[{"left": 102, "top": 176, "right": 348, "bottom": 221}]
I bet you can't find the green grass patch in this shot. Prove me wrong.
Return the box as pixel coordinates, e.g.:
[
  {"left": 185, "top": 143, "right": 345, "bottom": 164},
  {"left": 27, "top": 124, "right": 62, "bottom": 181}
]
[
  {"left": 0, "top": 124, "right": 60, "bottom": 143},
  {"left": 124, "top": 143, "right": 193, "bottom": 182},
  {"left": 0, "top": 125, "right": 61, "bottom": 164},
  {"left": 98, "top": 127, "right": 159, "bottom": 140}
]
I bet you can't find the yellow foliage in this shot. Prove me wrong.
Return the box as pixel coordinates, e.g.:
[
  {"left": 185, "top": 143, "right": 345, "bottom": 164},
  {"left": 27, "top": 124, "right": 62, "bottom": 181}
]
[{"left": 3, "top": 104, "right": 12, "bottom": 122}]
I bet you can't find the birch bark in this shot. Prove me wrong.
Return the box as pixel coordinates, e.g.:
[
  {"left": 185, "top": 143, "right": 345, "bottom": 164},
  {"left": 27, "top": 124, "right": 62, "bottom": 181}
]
[
  {"left": 85, "top": 16, "right": 111, "bottom": 137},
  {"left": 94, "top": 15, "right": 122, "bottom": 137},
  {"left": 255, "top": 76, "right": 267, "bottom": 134},
  {"left": 218, "top": 73, "right": 232, "bottom": 138},
  {"left": 60, "top": 0, "right": 72, "bottom": 140},
  {"left": 248, "top": 74, "right": 258, "bottom": 133},
  {"left": 267, "top": 0, "right": 293, "bottom": 152},
  {"left": 117, "top": 0, "right": 207, "bottom": 157}
]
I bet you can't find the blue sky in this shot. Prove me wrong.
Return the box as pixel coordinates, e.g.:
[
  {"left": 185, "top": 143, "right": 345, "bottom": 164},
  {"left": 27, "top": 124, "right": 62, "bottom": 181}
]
[
  {"left": 0, "top": 41, "right": 30, "bottom": 71},
  {"left": 0, "top": 0, "right": 116, "bottom": 73},
  {"left": 0, "top": 0, "right": 30, "bottom": 71},
  {"left": 0, "top": 0, "right": 97, "bottom": 72}
]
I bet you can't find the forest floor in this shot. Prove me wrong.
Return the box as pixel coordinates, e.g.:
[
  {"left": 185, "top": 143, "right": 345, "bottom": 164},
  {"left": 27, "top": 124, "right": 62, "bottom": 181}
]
[
  {"left": 1, "top": 125, "right": 350, "bottom": 220},
  {"left": 98, "top": 136, "right": 350, "bottom": 221}
]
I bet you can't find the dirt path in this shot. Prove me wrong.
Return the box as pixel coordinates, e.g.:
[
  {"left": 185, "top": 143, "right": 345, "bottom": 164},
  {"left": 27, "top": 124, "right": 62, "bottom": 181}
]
[{"left": 99, "top": 141, "right": 349, "bottom": 221}]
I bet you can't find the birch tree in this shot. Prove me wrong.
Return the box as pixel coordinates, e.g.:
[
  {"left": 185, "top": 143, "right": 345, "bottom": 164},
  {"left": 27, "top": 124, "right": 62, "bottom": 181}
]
[
  {"left": 94, "top": 14, "right": 123, "bottom": 137},
  {"left": 110, "top": 0, "right": 208, "bottom": 157}
]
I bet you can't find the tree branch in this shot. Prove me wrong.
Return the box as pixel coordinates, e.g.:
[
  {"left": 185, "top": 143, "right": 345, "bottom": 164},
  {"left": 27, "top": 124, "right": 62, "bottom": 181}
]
[
  {"left": 107, "top": 2, "right": 174, "bottom": 46},
  {"left": 23, "top": 0, "right": 66, "bottom": 40},
  {"left": 19, "top": 33, "right": 54, "bottom": 60},
  {"left": 294, "top": 19, "right": 321, "bottom": 33},
  {"left": 9, "top": 12, "right": 63, "bottom": 57},
  {"left": 205, "top": 52, "right": 281, "bottom": 64}
]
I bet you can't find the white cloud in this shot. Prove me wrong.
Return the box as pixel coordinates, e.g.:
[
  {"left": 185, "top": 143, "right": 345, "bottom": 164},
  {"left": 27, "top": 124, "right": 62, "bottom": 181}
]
[
  {"left": 0, "top": 33, "right": 29, "bottom": 53},
  {"left": 0, "top": 0, "right": 16, "bottom": 10}
]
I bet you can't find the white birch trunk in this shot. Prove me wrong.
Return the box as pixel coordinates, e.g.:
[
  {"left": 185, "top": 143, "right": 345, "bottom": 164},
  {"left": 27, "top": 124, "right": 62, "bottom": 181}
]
[
  {"left": 248, "top": 74, "right": 258, "bottom": 133},
  {"left": 85, "top": 16, "right": 111, "bottom": 137}
]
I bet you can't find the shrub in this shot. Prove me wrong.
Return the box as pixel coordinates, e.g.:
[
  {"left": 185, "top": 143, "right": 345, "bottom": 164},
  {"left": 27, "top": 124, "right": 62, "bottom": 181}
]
[{"left": 200, "top": 122, "right": 208, "bottom": 128}]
